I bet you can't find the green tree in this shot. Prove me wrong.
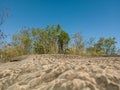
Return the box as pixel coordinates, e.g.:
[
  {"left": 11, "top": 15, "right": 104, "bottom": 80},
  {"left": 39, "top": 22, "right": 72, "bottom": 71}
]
[
  {"left": 104, "top": 37, "right": 117, "bottom": 55},
  {"left": 93, "top": 37, "right": 105, "bottom": 55},
  {"left": 58, "top": 30, "right": 70, "bottom": 53},
  {"left": 31, "top": 28, "right": 47, "bottom": 54},
  {"left": 93, "top": 37, "right": 117, "bottom": 55},
  {"left": 45, "top": 25, "right": 61, "bottom": 53},
  {"left": 31, "top": 24, "right": 67, "bottom": 54},
  {"left": 12, "top": 28, "right": 31, "bottom": 55}
]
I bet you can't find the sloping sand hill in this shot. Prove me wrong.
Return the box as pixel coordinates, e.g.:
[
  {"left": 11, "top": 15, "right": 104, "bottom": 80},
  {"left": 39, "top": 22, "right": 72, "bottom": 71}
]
[{"left": 0, "top": 54, "right": 120, "bottom": 90}]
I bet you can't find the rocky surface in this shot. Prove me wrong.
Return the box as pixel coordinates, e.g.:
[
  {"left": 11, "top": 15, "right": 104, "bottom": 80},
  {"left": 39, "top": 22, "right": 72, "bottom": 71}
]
[{"left": 0, "top": 54, "right": 120, "bottom": 90}]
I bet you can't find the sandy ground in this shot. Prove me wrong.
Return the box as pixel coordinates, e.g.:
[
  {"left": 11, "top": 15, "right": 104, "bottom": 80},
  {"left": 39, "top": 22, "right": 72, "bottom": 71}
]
[{"left": 0, "top": 54, "right": 120, "bottom": 90}]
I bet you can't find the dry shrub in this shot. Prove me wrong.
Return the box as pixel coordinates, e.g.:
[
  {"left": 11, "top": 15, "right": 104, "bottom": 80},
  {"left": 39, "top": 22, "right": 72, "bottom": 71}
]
[{"left": 0, "top": 47, "right": 20, "bottom": 62}]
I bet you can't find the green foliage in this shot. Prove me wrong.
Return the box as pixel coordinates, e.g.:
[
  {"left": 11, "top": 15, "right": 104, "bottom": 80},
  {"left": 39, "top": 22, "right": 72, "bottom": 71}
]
[
  {"left": 86, "top": 37, "right": 117, "bottom": 56},
  {"left": 31, "top": 28, "right": 45, "bottom": 54},
  {"left": 1, "top": 23, "right": 119, "bottom": 62},
  {"left": 58, "top": 30, "right": 70, "bottom": 53},
  {"left": 12, "top": 28, "right": 31, "bottom": 55},
  {"left": 104, "top": 37, "right": 116, "bottom": 55},
  {"left": 34, "top": 43, "right": 44, "bottom": 54},
  {"left": 0, "top": 6, "right": 118, "bottom": 62},
  {"left": 64, "top": 48, "right": 74, "bottom": 54},
  {"left": 94, "top": 37, "right": 117, "bottom": 55},
  {"left": 22, "top": 24, "right": 70, "bottom": 54}
]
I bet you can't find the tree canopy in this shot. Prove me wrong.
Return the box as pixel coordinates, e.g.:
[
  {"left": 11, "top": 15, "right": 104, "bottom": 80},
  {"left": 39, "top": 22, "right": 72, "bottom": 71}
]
[{"left": 0, "top": 24, "right": 119, "bottom": 62}]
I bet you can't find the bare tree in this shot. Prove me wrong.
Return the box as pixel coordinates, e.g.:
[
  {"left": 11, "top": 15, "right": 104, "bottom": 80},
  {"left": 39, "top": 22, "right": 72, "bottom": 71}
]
[
  {"left": 0, "top": 6, "right": 9, "bottom": 62},
  {"left": 0, "top": 6, "right": 9, "bottom": 45}
]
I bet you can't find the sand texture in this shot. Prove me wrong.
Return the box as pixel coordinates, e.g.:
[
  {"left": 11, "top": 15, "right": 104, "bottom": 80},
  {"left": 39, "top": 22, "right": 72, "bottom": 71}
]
[{"left": 0, "top": 54, "right": 120, "bottom": 90}]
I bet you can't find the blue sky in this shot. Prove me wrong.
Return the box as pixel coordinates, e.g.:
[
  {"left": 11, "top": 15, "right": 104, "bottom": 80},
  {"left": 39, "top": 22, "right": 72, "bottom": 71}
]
[{"left": 1, "top": 0, "right": 120, "bottom": 47}]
